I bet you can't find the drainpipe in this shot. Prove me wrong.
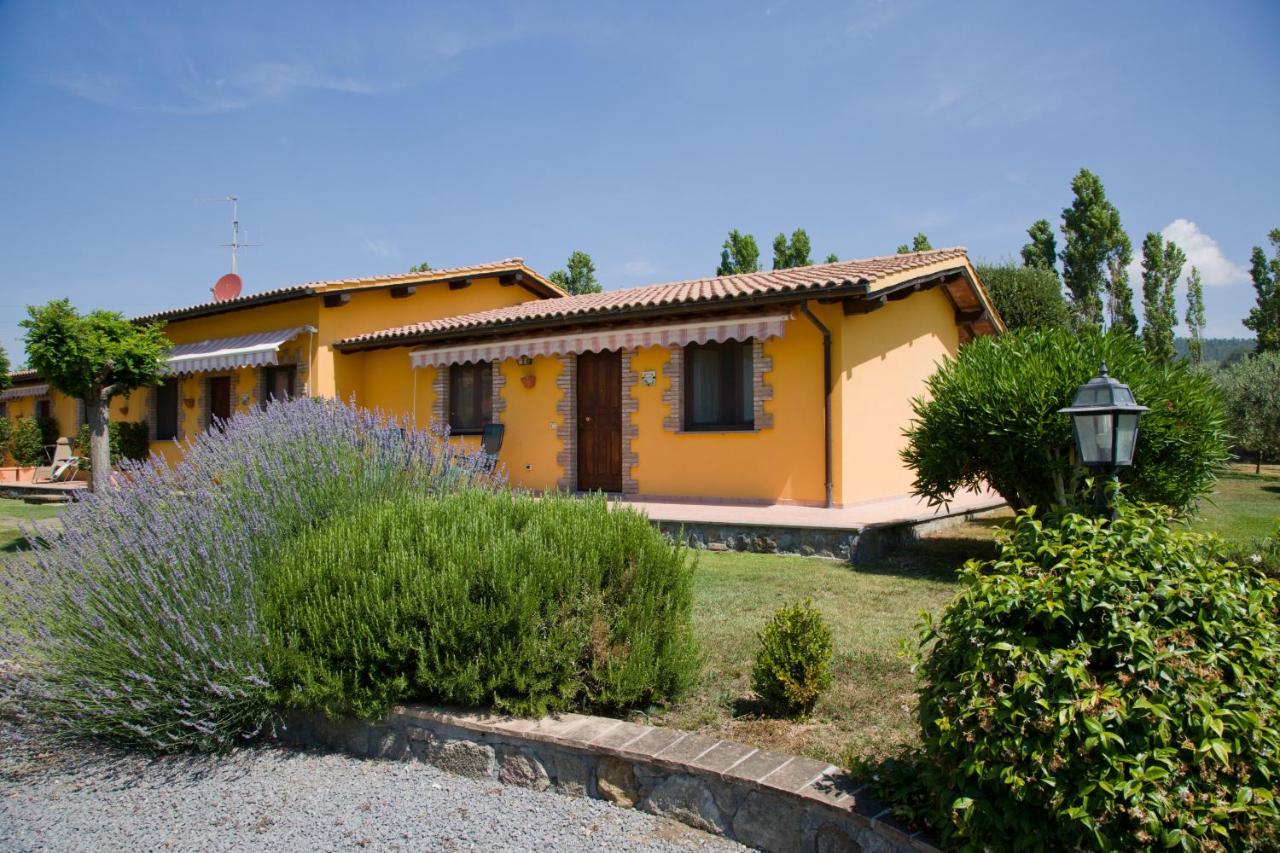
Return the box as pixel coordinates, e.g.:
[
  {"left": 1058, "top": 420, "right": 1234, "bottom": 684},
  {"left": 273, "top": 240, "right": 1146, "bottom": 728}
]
[{"left": 798, "top": 302, "right": 833, "bottom": 508}]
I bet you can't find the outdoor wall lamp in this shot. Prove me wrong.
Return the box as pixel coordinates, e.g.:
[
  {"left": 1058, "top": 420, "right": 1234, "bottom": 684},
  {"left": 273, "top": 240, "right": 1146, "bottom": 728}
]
[{"left": 1058, "top": 362, "right": 1149, "bottom": 518}]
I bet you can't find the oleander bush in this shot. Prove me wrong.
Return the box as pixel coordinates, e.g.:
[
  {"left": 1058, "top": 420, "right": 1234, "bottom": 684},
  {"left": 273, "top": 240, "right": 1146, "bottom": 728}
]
[
  {"left": 750, "top": 600, "right": 833, "bottom": 717},
  {"left": 75, "top": 420, "right": 150, "bottom": 470},
  {"left": 0, "top": 415, "right": 11, "bottom": 461},
  {"left": 262, "top": 489, "right": 699, "bottom": 719},
  {"left": 0, "top": 397, "right": 497, "bottom": 751},
  {"left": 902, "top": 327, "right": 1229, "bottom": 514},
  {"left": 896, "top": 504, "right": 1280, "bottom": 850}
]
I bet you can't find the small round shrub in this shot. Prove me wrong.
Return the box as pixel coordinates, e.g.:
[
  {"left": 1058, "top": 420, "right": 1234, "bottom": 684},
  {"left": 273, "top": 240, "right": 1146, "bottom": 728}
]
[
  {"left": 909, "top": 504, "right": 1280, "bottom": 849},
  {"left": 750, "top": 600, "right": 833, "bottom": 717},
  {"left": 261, "top": 489, "right": 699, "bottom": 719}
]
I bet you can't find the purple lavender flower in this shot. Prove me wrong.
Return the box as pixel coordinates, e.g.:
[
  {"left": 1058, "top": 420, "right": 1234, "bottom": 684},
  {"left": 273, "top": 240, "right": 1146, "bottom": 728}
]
[{"left": 0, "top": 396, "right": 502, "bottom": 752}]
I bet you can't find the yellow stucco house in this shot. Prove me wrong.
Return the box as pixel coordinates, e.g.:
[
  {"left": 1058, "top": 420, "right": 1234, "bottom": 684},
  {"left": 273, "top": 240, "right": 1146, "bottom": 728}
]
[{"left": 2, "top": 249, "right": 1001, "bottom": 507}]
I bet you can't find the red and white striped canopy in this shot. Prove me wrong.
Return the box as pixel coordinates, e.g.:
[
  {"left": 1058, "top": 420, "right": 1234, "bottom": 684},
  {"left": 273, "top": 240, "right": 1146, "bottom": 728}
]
[
  {"left": 409, "top": 312, "right": 792, "bottom": 368},
  {"left": 0, "top": 383, "right": 49, "bottom": 401},
  {"left": 164, "top": 326, "right": 315, "bottom": 376}
]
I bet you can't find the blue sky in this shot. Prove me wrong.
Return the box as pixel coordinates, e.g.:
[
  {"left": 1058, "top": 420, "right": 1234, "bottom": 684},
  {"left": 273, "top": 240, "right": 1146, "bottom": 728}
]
[{"left": 2, "top": 1, "right": 1277, "bottom": 361}]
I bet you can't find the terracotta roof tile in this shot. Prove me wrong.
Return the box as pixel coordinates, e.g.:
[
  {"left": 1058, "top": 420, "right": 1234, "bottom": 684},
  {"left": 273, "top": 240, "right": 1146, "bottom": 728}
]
[
  {"left": 133, "top": 258, "right": 564, "bottom": 324},
  {"left": 337, "top": 248, "right": 972, "bottom": 348}
]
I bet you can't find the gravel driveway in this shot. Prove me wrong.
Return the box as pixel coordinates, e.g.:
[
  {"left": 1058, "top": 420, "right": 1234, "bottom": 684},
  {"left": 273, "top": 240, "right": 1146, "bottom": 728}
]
[{"left": 0, "top": 723, "right": 745, "bottom": 852}]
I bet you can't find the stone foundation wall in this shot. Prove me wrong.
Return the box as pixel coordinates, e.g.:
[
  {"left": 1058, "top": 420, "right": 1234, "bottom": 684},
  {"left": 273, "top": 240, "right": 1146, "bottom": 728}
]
[{"left": 279, "top": 705, "right": 935, "bottom": 853}]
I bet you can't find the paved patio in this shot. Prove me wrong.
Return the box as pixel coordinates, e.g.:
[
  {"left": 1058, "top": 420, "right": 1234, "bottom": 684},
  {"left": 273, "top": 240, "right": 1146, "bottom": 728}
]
[
  {"left": 616, "top": 488, "right": 1006, "bottom": 562},
  {"left": 618, "top": 488, "right": 1004, "bottom": 531},
  {"left": 0, "top": 480, "right": 86, "bottom": 503}
]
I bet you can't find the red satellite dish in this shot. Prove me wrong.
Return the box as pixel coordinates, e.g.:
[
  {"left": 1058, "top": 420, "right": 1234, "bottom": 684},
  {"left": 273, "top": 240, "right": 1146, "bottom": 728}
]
[{"left": 212, "top": 273, "right": 243, "bottom": 302}]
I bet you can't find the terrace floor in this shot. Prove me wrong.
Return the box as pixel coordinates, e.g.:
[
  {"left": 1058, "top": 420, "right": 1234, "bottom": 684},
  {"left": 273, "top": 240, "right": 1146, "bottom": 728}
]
[
  {"left": 617, "top": 488, "right": 1007, "bottom": 562},
  {"left": 619, "top": 488, "right": 1004, "bottom": 531},
  {"left": 0, "top": 480, "right": 87, "bottom": 503}
]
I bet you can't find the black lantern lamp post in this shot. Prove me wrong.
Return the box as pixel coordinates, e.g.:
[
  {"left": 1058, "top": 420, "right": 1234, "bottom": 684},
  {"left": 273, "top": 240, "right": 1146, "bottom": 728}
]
[{"left": 1058, "top": 363, "right": 1149, "bottom": 518}]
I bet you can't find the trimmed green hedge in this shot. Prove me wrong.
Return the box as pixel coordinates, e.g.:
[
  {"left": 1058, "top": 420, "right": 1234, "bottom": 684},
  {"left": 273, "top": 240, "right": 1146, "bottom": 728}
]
[
  {"left": 262, "top": 489, "right": 699, "bottom": 719},
  {"left": 9, "top": 416, "right": 51, "bottom": 466}
]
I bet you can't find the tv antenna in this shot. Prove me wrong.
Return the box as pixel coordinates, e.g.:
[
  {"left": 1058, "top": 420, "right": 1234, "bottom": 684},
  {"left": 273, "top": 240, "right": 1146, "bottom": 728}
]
[{"left": 203, "top": 195, "right": 261, "bottom": 274}]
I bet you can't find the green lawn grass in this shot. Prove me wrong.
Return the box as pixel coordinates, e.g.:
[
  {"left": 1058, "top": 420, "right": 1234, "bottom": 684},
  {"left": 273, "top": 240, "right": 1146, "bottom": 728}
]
[
  {"left": 0, "top": 498, "right": 63, "bottom": 553},
  {"left": 649, "top": 519, "right": 1006, "bottom": 766},
  {"left": 1, "top": 469, "right": 1275, "bottom": 767},
  {"left": 1190, "top": 464, "right": 1280, "bottom": 542}
]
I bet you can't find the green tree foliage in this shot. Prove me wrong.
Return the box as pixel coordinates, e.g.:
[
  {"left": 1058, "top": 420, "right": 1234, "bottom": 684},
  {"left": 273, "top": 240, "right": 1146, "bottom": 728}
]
[
  {"left": 1244, "top": 228, "right": 1280, "bottom": 352},
  {"left": 547, "top": 250, "right": 602, "bottom": 295},
  {"left": 1060, "top": 168, "right": 1130, "bottom": 329},
  {"left": 408, "top": 261, "right": 431, "bottom": 273},
  {"left": 824, "top": 253, "right": 839, "bottom": 264},
  {"left": 263, "top": 489, "right": 699, "bottom": 718},
  {"left": 975, "top": 264, "right": 1070, "bottom": 331},
  {"left": 1140, "top": 233, "right": 1186, "bottom": 362},
  {"left": 1020, "top": 219, "right": 1058, "bottom": 275},
  {"left": 771, "top": 228, "right": 813, "bottom": 269},
  {"left": 897, "top": 233, "right": 933, "bottom": 254},
  {"left": 20, "top": 300, "right": 170, "bottom": 491},
  {"left": 903, "top": 506, "right": 1280, "bottom": 849},
  {"left": 901, "top": 327, "right": 1229, "bottom": 514},
  {"left": 1184, "top": 267, "right": 1206, "bottom": 365},
  {"left": 1216, "top": 352, "right": 1280, "bottom": 473},
  {"left": 1174, "top": 337, "right": 1253, "bottom": 365},
  {"left": 1104, "top": 231, "right": 1139, "bottom": 335},
  {"left": 751, "top": 600, "right": 833, "bottom": 717},
  {"left": 0, "top": 345, "right": 10, "bottom": 391},
  {"left": 716, "top": 230, "right": 760, "bottom": 276}
]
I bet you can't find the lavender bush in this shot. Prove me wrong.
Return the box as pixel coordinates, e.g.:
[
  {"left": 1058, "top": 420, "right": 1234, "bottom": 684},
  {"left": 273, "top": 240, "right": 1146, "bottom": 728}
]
[{"left": 0, "top": 397, "right": 497, "bottom": 752}]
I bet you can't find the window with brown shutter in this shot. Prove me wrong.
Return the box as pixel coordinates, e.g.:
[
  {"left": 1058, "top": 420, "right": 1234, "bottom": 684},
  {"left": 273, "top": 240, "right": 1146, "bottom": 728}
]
[
  {"left": 155, "top": 378, "right": 180, "bottom": 441},
  {"left": 448, "top": 362, "right": 492, "bottom": 434},
  {"left": 260, "top": 364, "right": 296, "bottom": 408}
]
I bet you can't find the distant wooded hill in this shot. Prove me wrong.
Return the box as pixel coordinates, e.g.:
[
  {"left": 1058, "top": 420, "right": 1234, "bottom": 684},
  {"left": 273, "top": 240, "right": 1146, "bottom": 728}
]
[{"left": 1173, "top": 337, "right": 1254, "bottom": 364}]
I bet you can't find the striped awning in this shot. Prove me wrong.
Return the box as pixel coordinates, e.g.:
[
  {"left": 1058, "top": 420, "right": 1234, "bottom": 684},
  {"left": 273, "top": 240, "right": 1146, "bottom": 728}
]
[
  {"left": 165, "top": 326, "right": 315, "bottom": 376},
  {"left": 409, "top": 312, "right": 792, "bottom": 368},
  {"left": 0, "top": 383, "right": 50, "bottom": 400}
]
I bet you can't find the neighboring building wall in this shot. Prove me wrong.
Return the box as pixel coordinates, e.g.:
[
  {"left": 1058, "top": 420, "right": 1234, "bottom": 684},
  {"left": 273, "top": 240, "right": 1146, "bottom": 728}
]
[
  {"left": 836, "top": 286, "right": 960, "bottom": 505},
  {"left": 629, "top": 304, "right": 832, "bottom": 505},
  {"left": 320, "top": 276, "right": 540, "bottom": 401}
]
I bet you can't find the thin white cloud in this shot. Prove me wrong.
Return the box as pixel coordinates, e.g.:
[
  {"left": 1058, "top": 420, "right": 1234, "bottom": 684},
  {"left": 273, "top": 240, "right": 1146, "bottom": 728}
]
[
  {"left": 1158, "top": 219, "right": 1247, "bottom": 286},
  {"left": 617, "top": 259, "right": 656, "bottom": 278},
  {"left": 362, "top": 238, "right": 397, "bottom": 260},
  {"left": 33, "top": 5, "right": 559, "bottom": 114}
]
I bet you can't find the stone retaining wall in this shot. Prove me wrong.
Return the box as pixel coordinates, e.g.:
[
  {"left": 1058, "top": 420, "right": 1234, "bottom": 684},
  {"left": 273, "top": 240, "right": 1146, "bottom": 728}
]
[
  {"left": 655, "top": 503, "right": 1005, "bottom": 563},
  {"left": 280, "top": 705, "right": 936, "bottom": 853}
]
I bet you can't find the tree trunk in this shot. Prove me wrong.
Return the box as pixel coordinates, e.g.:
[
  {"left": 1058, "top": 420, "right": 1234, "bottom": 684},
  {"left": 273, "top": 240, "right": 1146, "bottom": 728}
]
[
  {"left": 85, "top": 392, "right": 112, "bottom": 493},
  {"left": 1258, "top": 450, "right": 1264, "bottom": 476}
]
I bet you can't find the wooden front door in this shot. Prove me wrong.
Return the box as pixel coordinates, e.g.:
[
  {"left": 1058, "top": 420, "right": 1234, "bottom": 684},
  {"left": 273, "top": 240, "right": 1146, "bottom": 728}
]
[
  {"left": 209, "top": 376, "right": 232, "bottom": 427},
  {"left": 576, "top": 350, "right": 622, "bottom": 492}
]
